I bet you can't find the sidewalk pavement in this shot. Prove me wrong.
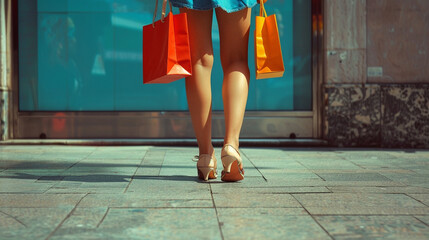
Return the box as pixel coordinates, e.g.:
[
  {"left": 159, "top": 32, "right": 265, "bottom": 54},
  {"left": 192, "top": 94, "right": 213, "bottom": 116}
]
[{"left": 0, "top": 145, "right": 428, "bottom": 239}]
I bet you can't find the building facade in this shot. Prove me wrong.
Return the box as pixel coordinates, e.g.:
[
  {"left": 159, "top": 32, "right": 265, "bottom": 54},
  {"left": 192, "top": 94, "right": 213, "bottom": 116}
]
[
  {"left": 324, "top": 0, "right": 429, "bottom": 148},
  {"left": 1, "top": 0, "right": 428, "bottom": 148}
]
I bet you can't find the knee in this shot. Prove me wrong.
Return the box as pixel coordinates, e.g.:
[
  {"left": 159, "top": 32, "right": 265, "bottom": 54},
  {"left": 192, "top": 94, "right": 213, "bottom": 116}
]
[
  {"left": 220, "top": 53, "right": 248, "bottom": 71},
  {"left": 192, "top": 53, "right": 214, "bottom": 69}
]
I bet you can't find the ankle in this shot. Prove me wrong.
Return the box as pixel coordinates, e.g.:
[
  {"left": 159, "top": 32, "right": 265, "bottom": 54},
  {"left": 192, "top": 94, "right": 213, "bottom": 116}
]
[
  {"left": 199, "top": 145, "right": 215, "bottom": 157},
  {"left": 223, "top": 141, "right": 239, "bottom": 150}
]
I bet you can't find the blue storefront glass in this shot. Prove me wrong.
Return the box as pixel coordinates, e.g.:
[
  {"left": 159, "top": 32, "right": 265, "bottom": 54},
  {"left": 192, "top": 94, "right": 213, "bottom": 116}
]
[{"left": 18, "top": 0, "right": 312, "bottom": 111}]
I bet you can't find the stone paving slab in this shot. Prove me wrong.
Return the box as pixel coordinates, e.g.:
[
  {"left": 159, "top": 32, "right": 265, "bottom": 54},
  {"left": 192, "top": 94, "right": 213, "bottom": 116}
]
[
  {"left": 314, "top": 216, "right": 429, "bottom": 240},
  {"left": 217, "top": 208, "right": 331, "bottom": 240},
  {"left": 85, "top": 152, "right": 146, "bottom": 160},
  {"left": 0, "top": 160, "right": 76, "bottom": 170},
  {"left": 379, "top": 172, "right": 429, "bottom": 188},
  {"left": 50, "top": 208, "right": 221, "bottom": 240},
  {"left": 134, "top": 166, "right": 162, "bottom": 176},
  {"left": 61, "top": 166, "right": 137, "bottom": 176},
  {"left": 126, "top": 185, "right": 212, "bottom": 200},
  {"left": 327, "top": 186, "right": 429, "bottom": 194},
  {"left": 0, "top": 169, "right": 67, "bottom": 181},
  {"left": 293, "top": 193, "right": 429, "bottom": 215},
  {"left": 0, "top": 154, "right": 44, "bottom": 162},
  {"left": 45, "top": 187, "right": 126, "bottom": 194},
  {"left": 213, "top": 193, "right": 301, "bottom": 208},
  {"left": 211, "top": 186, "right": 331, "bottom": 194},
  {"left": 0, "top": 145, "right": 428, "bottom": 239},
  {"left": 101, "top": 208, "right": 220, "bottom": 239},
  {"left": 312, "top": 169, "right": 415, "bottom": 173},
  {"left": 49, "top": 181, "right": 84, "bottom": 189},
  {"left": 297, "top": 159, "right": 363, "bottom": 170},
  {"left": 259, "top": 171, "right": 323, "bottom": 181},
  {"left": 412, "top": 168, "right": 429, "bottom": 175},
  {"left": 217, "top": 207, "right": 308, "bottom": 216},
  {"left": 78, "top": 193, "right": 213, "bottom": 208},
  {"left": 415, "top": 215, "right": 429, "bottom": 225},
  {"left": 218, "top": 179, "right": 407, "bottom": 187},
  {"left": 408, "top": 194, "right": 429, "bottom": 206},
  {"left": 336, "top": 152, "right": 398, "bottom": 160},
  {"left": 0, "top": 180, "right": 54, "bottom": 193},
  {"left": 316, "top": 172, "right": 393, "bottom": 181},
  {"left": 0, "top": 207, "right": 73, "bottom": 240},
  {"left": 29, "top": 154, "right": 88, "bottom": 162},
  {"left": 252, "top": 161, "right": 310, "bottom": 170},
  {"left": 76, "top": 182, "right": 130, "bottom": 191},
  {"left": 0, "top": 194, "right": 85, "bottom": 208},
  {"left": 72, "top": 158, "right": 142, "bottom": 168},
  {"left": 125, "top": 176, "right": 212, "bottom": 194},
  {"left": 58, "top": 207, "right": 108, "bottom": 229},
  {"left": 60, "top": 175, "right": 132, "bottom": 186}
]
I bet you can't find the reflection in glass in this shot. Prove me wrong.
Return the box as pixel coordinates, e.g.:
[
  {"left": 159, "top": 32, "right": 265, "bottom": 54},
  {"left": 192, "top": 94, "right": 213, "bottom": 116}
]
[{"left": 18, "top": 0, "right": 312, "bottom": 111}]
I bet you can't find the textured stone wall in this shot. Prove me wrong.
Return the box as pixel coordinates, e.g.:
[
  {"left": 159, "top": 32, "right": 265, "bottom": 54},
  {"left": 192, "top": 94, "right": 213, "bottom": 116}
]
[
  {"left": 324, "top": 0, "right": 366, "bottom": 84},
  {"left": 0, "top": 0, "right": 11, "bottom": 141},
  {"left": 325, "top": 0, "right": 429, "bottom": 85},
  {"left": 367, "top": 0, "right": 429, "bottom": 83},
  {"left": 324, "top": 84, "right": 380, "bottom": 147},
  {"left": 324, "top": 84, "right": 429, "bottom": 148},
  {"left": 323, "top": 0, "right": 429, "bottom": 148},
  {"left": 0, "top": 91, "right": 4, "bottom": 139}
]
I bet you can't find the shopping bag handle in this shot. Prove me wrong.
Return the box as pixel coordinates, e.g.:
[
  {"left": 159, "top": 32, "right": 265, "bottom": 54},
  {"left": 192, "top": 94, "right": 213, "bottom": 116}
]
[
  {"left": 152, "top": 0, "right": 173, "bottom": 27},
  {"left": 259, "top": 0, "right": 268, "bottom": 17}
]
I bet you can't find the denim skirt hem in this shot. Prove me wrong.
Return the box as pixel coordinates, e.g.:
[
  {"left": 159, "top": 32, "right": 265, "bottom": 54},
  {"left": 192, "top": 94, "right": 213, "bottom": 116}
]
[{"left": 171, "top": 1, "right": 257, "bottom": 13}]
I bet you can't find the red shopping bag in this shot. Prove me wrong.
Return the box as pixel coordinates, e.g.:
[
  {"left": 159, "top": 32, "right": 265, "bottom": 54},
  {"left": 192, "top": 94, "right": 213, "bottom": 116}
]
[{"left": 143, "top": 0, "right": 192, "bottom": 84}]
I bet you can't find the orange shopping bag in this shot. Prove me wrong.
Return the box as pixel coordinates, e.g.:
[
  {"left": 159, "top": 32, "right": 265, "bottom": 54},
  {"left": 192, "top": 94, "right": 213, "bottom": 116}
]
[
  {"left": 254, "top": 0, "right": 285, "bottom": 79},
  {"left": 143, "top": 0, "right": 192, "bottom": 84}
]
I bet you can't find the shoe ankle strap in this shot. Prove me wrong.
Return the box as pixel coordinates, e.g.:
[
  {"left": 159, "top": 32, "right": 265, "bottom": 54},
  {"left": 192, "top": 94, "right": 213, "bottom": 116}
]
[{"left": 223, "top": 144, "right": 240, "bottom": 156}]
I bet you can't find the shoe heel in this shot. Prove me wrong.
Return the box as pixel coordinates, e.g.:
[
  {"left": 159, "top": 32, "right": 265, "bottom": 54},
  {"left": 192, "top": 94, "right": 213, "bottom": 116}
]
[
  {"left": 220, "top": 160, "right": 244, "bottom": 182},
  {"left": 197, "top": 167, "right": 215, "bottom": 181},
  {"left": 221, "top": 145, "right": 244, "bottom": 182},
  {"left": 221, "top": 155, "right": 237, "bottom": 173}
]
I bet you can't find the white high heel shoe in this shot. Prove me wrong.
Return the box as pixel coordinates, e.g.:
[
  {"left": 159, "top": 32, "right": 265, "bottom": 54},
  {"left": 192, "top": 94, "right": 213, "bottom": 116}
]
[
  {"left": 193, "top": 154, "right": 217, "bottom": 181},
  {"left": 221, "top": 144, "right": 244, "bottom": 182}
]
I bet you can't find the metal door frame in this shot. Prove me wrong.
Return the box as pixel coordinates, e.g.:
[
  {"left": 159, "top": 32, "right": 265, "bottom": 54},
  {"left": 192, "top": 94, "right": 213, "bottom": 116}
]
[{"left": 10, "top": 0, "right": 324, "bottom": 140}]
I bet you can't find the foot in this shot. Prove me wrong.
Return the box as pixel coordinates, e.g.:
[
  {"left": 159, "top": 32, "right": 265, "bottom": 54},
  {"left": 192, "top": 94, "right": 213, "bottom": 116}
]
[
  {"left": 220, "top": 144, "right": 244, "bottom": 182},
  {"left": 194, "top": 149, "right": 218, "bottom": 181}
]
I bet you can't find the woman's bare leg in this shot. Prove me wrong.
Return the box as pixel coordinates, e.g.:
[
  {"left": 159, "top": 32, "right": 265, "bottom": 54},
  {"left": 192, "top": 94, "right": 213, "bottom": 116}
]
[
  {"left": 215, "top": 8, "right": 251, "bottom": 149},
  {"left": 180, "top": 8, "right": 215, "bottom": 156}
]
